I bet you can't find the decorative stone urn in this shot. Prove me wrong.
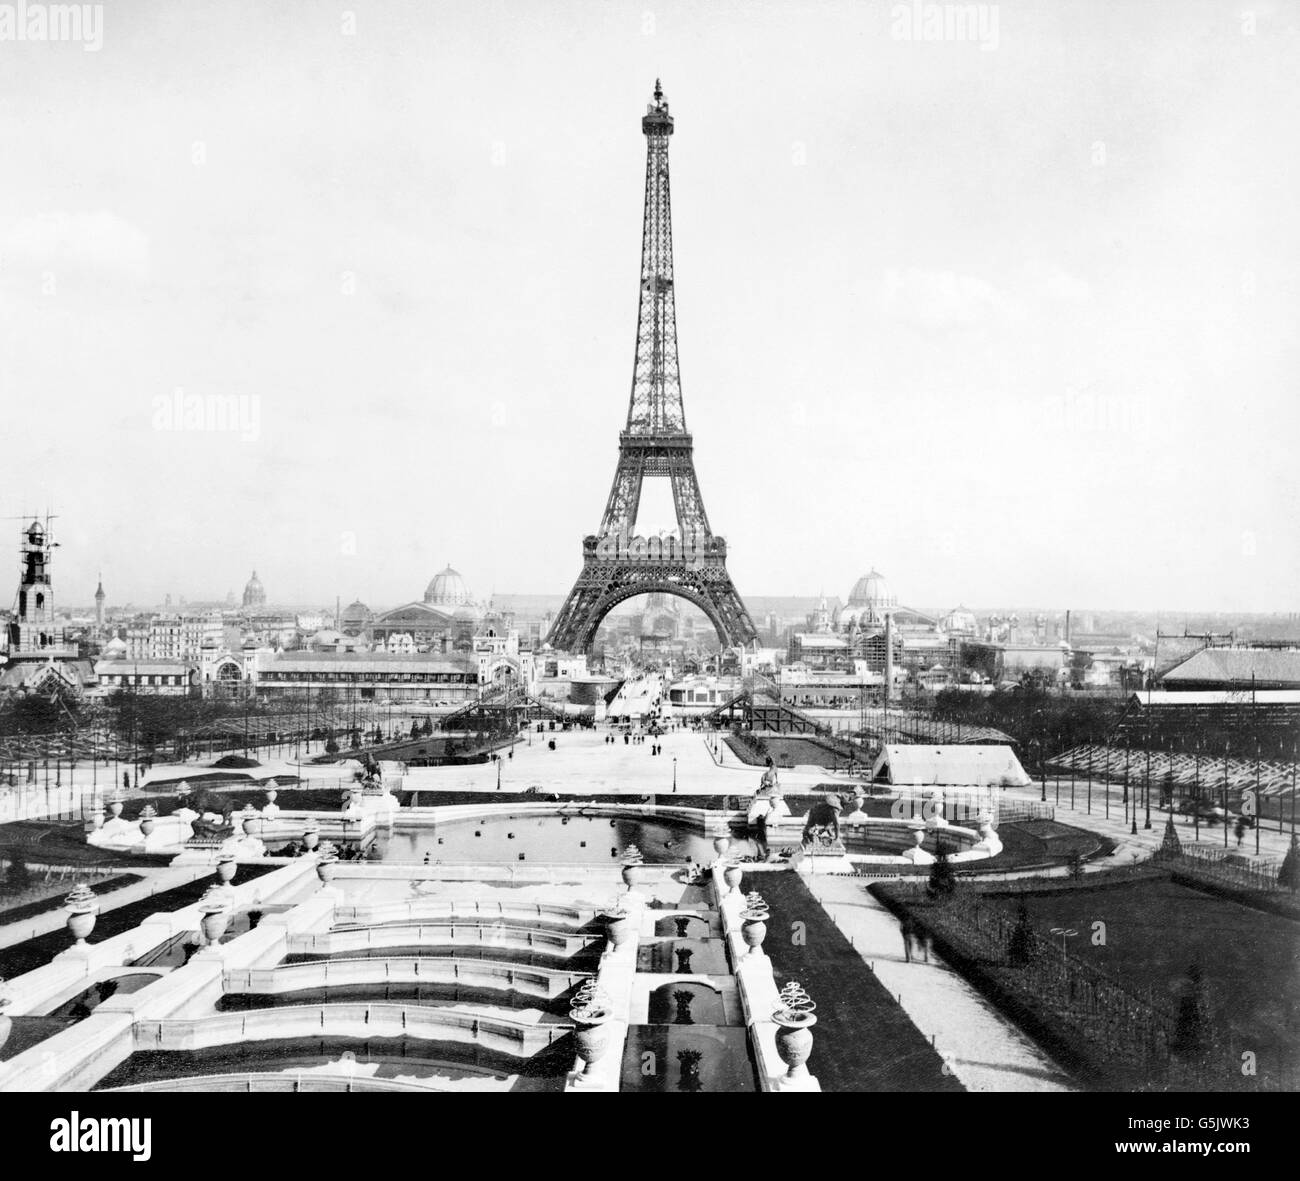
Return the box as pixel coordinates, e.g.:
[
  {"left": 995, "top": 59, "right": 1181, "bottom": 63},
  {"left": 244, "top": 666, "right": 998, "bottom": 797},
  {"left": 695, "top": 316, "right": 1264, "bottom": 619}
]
[
  {"left": 722, "top": 859, "right": 744, "bottom": 896},
  {"left": 138, "top": 805, "right": 157, "bottom": 838},
  {"left": 302, "top": 820, "right": 320, "bottom": 852},
  {"left": 264, "top": 781, "right": 278, "bottom": 806},
  {"left": 216, "top": 851, "right": 238, "bottom": 885},
  {"left": 198, "top": 885, "right": 230, "bottom": 945},
  {"left": 772, "top": 981, "right": 818, "bottom": 1087},
  {"left": 108, "top": 792, "right": 125, "bottom": 820},
  {"left": 601, "top": 904, "right": 637, "bottom": 952},
  {"left": 569, "top": 983, "right": 615, "bottom": 1084},
  {"left": 240, "top": 804, "right": 259, "bottom": 836},
  {"left": 712, "top": 835, "right": 731, "bottom": 858},
  {"left": 740, "top": 892, "right": 770, "bottom": 956},
  {"left": 64, "top": 883, "right": 98, "bottom": 945},
  {"left": 620, "top": 844, "right": 644, "bottom": 891},
  {"left": 315, "top": 840, "right": 339, "bottom": 884}
]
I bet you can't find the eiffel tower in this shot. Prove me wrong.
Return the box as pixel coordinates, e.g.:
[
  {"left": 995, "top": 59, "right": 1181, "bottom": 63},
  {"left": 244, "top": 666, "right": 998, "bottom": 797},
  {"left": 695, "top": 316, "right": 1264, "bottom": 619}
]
[{"left": 547, "top": 82, "right": 757, "bottom": 654}]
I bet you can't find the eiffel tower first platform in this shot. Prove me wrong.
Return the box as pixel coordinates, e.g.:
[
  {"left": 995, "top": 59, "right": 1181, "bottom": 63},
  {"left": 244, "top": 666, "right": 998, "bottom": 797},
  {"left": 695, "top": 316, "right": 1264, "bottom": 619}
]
[{"left": 546, "top": 82, "right": 758, "bottom": 655}]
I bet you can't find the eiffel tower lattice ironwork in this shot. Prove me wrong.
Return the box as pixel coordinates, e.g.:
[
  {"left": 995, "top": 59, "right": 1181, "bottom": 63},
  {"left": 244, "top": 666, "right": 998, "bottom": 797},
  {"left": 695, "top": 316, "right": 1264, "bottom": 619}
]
[{"left": 547, "top": 82, "right": 758, "bottom": 655}]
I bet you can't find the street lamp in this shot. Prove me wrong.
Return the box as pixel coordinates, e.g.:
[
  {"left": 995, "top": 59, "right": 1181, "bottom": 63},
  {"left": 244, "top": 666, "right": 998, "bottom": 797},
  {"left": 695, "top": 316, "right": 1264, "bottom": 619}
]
[
  {"left": 672, "top": 755, "right": 677, "bottom": 793},
  {"left": 1049, "top": 926, "right": 1078, "bottom": 964}
]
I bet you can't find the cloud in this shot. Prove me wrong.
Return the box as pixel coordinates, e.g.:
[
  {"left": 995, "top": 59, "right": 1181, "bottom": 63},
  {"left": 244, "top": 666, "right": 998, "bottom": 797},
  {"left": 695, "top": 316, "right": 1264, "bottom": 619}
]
[{"left": 0, "top": 210, "right": 151, "bottom": 281}]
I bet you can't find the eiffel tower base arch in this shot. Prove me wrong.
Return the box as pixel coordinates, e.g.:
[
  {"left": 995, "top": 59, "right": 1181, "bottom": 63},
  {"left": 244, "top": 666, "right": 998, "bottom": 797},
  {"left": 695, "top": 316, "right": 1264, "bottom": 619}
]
[{"left": 547, "top": 536, "right": 757, "bottom": 654}]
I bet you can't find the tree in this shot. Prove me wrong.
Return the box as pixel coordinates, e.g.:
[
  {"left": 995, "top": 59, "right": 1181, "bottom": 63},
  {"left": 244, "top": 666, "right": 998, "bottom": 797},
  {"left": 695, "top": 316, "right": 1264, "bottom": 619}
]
[
  {"left": 324, "top": 738, "right": 340, "bottom": 755},
  {"left": 927, "top": 840, "right": 957, "bottom": 899},
  {"left": 1007, "top": 901, "right": 1035, "bottom": 967},
  {"left": 1171, "top": 964, "right": 1220, "bottom": 1066},
  {"left": 1280, "top": 835, "right": 1300, "bottom": 892},
  {"left": 4, "top": 852, "right": 31, "bottom": 892},
  {"left": 410, "top": 720, "right": 421, "bottom": 739}
]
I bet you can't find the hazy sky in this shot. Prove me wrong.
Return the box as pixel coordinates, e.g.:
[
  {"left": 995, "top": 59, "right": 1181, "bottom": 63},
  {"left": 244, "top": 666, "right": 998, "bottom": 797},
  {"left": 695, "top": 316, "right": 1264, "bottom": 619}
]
[{"left": 1, "top": 0, "right": 1296, "bottom": 614}]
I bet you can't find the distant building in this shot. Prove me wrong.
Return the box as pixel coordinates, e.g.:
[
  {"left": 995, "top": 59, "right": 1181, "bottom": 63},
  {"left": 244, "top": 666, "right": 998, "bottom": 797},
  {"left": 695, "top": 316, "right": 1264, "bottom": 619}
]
[
  {"left": 92, "top": 658, "right": 197, "bottom": 697},
  {"left": 241, "top": 570, "right": 267, "bottom": 609},
  {"left": 253, "top": 650, "right": 480, "bottom": 703},
  {"left": 871, "top": 744, "right": 1031, "bottom": 788},
  {"left": 1, "top": 519, "right": 94, "bottom": 698},
  {"left": 370, "top": 565, "right": 484, "bottom": 650},
  {"left": 1158, "top": 646, "right": 1300, "bottom": 691},
  {"left": 340, "top": 599, "right": 374, "bottom": 637}
]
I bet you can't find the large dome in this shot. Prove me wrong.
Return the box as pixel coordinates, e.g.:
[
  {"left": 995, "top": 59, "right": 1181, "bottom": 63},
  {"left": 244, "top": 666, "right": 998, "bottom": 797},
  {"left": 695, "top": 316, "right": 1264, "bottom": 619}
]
[
  {"left": 847, "top": 569, "right": 897, "bottom": 610},
  {"left": 242, "top": 570, "right": 266, "bottom": 609},
  {"left": 424, "top": 565, "right": 474, "bottom": 608}
]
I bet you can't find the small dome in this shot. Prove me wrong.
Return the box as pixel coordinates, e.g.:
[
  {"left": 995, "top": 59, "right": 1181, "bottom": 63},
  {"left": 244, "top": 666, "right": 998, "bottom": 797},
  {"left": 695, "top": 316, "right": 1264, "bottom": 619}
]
[
  {"left": 340, "top": 600, "right": 373, "bottom": 635},
  {"left": 424, "top": 565, "right": 474, "bottom": 608}
]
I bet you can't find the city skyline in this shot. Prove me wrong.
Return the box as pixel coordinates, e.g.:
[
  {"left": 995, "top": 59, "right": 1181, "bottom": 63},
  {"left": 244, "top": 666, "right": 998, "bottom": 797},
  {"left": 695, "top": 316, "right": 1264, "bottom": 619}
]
[{"left": 2, "top": 1, "right": 1296, "bottom": 614}]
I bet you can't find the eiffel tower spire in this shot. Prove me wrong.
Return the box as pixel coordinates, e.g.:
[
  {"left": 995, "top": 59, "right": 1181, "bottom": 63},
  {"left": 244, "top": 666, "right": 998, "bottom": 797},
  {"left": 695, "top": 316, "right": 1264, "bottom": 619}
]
[
  {"left": 598, "top": 79, "right": 712, "bottom": 540},
  {"left": 547, "top": 84, "right": 756, "bottom": 655}
]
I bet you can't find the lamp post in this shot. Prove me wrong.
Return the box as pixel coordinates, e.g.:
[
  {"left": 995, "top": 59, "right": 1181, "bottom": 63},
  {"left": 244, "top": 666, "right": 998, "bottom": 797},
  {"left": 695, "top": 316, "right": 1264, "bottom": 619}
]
[
  {"left": 1049, "top": 926, "right": 1078, "bottom": 964},
  {"left": 672, "top": 755, "right": 677, "bottom": 793}
]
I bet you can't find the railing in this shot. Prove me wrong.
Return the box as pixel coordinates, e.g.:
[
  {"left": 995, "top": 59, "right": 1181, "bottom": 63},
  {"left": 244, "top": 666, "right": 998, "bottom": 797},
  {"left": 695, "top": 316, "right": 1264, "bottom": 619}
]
[
  {"left": 286, "top": 922, "right": 600, "bottom": 959},
  {"left": 1154, "top": 844, "right": 1290, "bottom": 895},
  {"left": 333, "top": 898, "right": 592, "bottom": 927},
  {"left": 132, "top": 1003, "right": 570, "bottom": 1056},
  {"left": 106, "top": 1072, "right": 440, "bottom": 1093},
  {"left": 224, "top": 956, "right": 592, "bottom": 999}
]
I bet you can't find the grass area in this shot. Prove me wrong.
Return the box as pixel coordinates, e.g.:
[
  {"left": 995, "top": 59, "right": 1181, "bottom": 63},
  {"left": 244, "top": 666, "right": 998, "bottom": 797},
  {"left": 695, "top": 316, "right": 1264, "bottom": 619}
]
[
  {"left": 993, "top": 877, "right": 1300, "bottom": 1078},
  {"left": 0, "top": 874, "right": 142, "bottom": 923},
  {"left": 750, "top": 870, "right": 963, "bottom": 1092},
  {"left": 0, "top": 820, "right": 175, "bottom": 867},
  {"left": 725, "top": 734, "right": 850, "bottom": 770},
  {"left": 0, "top": 863, "right": 279, "bottom": 980}
]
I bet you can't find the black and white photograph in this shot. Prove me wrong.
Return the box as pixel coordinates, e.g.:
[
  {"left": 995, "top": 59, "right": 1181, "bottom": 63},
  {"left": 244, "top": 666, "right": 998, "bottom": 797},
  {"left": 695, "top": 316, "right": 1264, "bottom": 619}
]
[{"left": 0, "top": 0, "right": 1296, "bottom": 1146}]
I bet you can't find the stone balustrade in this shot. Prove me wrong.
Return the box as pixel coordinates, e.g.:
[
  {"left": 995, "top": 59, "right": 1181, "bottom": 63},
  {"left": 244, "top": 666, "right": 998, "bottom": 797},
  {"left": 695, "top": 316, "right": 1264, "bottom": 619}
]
[
  {"left": 287, "top": 922, "right": 600, "bottom": 959},
  {"left": 333, "top": 898, "right": 593, "bottom": 928},
  {"left": 132, "top": 1002, "right": 568, "bottom": 1057},
  {"left": 713, "top": 865, "right": 821, "bottom": 1092},
  {"left": 225, "top": 956, "right": 591, "bottom": 1000}
]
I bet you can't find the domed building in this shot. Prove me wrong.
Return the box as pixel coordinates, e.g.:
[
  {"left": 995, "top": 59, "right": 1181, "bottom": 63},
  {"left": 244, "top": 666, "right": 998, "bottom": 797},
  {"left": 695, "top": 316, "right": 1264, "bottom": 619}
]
[
  {"left": 940, "top": 605, "right": 979, "bottom": 636},
  {"left": 839, "top": 569, "right": 899, "bottom": 630},
  {"left": 424, "top": 566, "right": 475, "bottom": 610},
  {"left": 241, "top": 570, "right": 267, "bottom": 610},
  {"left": 339, "top": 600, "right": 374, "bottom": 637},
  {"left": 370, "top": 564, "right": 483, "bottom": 651}
]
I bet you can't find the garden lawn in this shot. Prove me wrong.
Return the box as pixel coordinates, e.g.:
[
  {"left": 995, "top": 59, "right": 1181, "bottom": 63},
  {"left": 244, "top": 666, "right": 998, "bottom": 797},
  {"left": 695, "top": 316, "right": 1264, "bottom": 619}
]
[{"left": 999, "top": 878, "right": 1300, "bottom": 1078}]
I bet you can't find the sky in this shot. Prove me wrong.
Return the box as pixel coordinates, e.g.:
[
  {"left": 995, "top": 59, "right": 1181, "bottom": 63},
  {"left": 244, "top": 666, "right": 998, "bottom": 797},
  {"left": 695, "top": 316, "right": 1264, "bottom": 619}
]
[{"left": 1, "top": 0, "right": 1296, "bottom": 615}]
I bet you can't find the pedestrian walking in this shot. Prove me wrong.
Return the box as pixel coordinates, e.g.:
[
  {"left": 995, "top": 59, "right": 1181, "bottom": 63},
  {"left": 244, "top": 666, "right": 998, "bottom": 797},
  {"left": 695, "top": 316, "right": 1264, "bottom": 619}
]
[{"left": 899, "top": 914, "right": 916, "bottom": 963}]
